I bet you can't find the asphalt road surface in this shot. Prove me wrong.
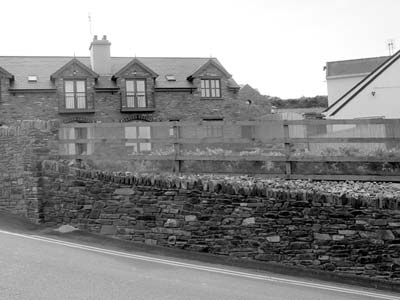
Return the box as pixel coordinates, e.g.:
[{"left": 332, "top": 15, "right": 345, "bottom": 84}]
[{"left": 0, "top": 230, "right": 399, "bottom": 300}]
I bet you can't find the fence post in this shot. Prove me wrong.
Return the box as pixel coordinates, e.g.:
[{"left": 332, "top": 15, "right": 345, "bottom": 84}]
[
  {"left": 283, "top": 121, "right": 292, "bottom": 179},
  {"left": 173, "top": 122, "right": 181, "bottom": 174}
]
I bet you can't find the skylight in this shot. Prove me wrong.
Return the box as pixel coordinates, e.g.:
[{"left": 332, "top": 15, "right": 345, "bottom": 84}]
[
  {"left": 28, "top": 75, "right": 38, "bottom": 82},
  {"left": 165, "top": 75, "right": 176, "bottom": 81}
]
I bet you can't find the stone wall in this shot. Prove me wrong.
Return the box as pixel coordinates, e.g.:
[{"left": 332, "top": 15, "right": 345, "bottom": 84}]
[
  {"left": 40, "top": 160, "right": 400, "bottom": 282},
  {"left": 0, "top": 121, "right": 59, "bottom": 221}
]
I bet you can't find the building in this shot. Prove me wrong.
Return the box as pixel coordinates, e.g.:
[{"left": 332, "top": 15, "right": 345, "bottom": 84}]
[
  {"left": 324, "top": 51, "right": 400, "bottom": 119},
  {"left": 325, "top": 55, "right": 389, "bottom": 107},
  {"left": 0, "top": 35, "right": 270, "bottom": 125}
]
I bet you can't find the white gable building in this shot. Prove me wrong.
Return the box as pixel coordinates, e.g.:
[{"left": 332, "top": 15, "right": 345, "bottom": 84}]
[{"left": 323, "top": 54, "right": 400, "bottom": 119}]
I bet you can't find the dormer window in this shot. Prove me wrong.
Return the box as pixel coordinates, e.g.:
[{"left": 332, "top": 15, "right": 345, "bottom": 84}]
[
  {"left": 201, "top": 79, "right": 221, "bottom": 98},
  {"left": 126, "top": 79, "right": 147, "bottom": 107},
  {"left": 64, "top": 79, "right": 87, "bottom": 109}
]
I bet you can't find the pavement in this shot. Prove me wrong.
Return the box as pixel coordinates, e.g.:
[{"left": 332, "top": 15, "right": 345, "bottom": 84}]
[{"left": 0, "top": 211, "right": 399, "bottom": 300}]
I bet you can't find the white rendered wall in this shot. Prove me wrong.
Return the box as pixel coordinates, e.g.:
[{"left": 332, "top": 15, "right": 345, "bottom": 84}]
[
  {"left": 326, "top": 76, "right": 365, "bottom": 106},
  {"left": 332, "top": 58, "right": 400, "bottom": 119}
]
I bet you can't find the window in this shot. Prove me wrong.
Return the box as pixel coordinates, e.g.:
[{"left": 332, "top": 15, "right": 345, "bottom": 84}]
[
  {"left": 241, "top": 125, "right": 255, "bottom": 139},
  {"left": 126, "top": 79, "right": 147, "bottom": 108},
  {"left": 64, "top": 80, "right": 86, "bottom": 109},
  {"left": 169, "top": 119, "right": 180, "bottom": 137},
  {"left": 203, "top": 118, "right": 223, "bottom": 137},
  {"left": 59, "top": 126, "right": 94, "bottom": 155},
  {"left": 76, "top": 143, "right": 87, "bottom": 155},
  {"left": 201, "top": 79, "right": 221, "bottom": 98},
  {"left": 125, "top": 126, "right": 151, "bottom": 153},
  {"left": 75, "top": 127, "right": 87, "bottom": 139}
]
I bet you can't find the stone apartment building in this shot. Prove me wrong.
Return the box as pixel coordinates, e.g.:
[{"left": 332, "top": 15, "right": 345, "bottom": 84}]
[
  {"left": 0, "top": 36, "right": 273, "bottom": 158},
  {"left": 0, "top": 35, "right": 268, "bottom": 125}
]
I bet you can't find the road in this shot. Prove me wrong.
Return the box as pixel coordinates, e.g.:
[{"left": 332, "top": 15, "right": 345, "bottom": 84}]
[{"left": 0, "top": 230, "right": 398, "bottom": 300}]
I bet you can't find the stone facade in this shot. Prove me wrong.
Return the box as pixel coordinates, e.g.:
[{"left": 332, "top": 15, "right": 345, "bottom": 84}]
[
  {"left": 0, "top": 54, "right": 271, "bottom": 125},
  {"left": 0, "top": 79, "right": 270, "bottom": 125},
  {"left": 39, "top": 160, "right": 400, "bottom": 282}
]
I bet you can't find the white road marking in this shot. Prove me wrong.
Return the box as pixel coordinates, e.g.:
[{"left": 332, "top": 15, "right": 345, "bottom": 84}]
[{"left": 0, "top": 229, "right": 398, "bottom": 300}]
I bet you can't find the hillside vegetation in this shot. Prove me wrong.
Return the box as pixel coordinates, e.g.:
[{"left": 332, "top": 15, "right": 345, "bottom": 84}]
[{"left": 270, "top": 95, "right": 328, "bottom": 109}]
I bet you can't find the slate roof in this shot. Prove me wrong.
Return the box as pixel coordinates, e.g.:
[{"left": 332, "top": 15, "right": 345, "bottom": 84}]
[
  {"left": 326, "top": 56, "right": 390, "bottom": 78},
  {"left": 0, "top": 56, "right": 240, "bottom": 90}
]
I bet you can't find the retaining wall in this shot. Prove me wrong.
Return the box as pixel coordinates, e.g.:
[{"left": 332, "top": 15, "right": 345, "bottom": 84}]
[{"left": 40, "top": 160, "right": 400, "bottom": 282}]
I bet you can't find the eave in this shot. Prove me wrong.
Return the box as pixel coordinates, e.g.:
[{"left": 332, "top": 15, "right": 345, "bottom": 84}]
[{"left": 326, "top": 73, "right": 370, "bottom": 80}]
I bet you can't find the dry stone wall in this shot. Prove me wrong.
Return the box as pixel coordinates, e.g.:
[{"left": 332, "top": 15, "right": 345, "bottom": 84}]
[{"left": 40, "top": 160, "right": 400, "bottom": 282}]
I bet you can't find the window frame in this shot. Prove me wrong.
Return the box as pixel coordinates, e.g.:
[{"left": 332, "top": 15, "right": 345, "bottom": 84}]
[
  {"left": 202, "top": 118, "right": 224, "bottom": 138},
  {"left": 125, "top": 78, "right": 147, "bottom": 108},
  {"left": 63, "top": 79, "right": 88, "bottom": 110},
  {"left": 59, "top": 126, "right": 94, "bottom": 156},
  {"left": 200, "top": 78, "right": 221, "bottom": 99},
  {"left": 125, "top": 125, "right": 152, "bottom": 154}
]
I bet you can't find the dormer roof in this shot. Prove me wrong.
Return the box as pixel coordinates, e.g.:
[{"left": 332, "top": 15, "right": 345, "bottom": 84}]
[
  {"left": 50, "top": 58, "right": 99, "bottom": 80},
  {"left": 0, "top": 66, "right": 14, "bottom": 79},
  {"left": 187, "top": 58, "right": 232, "bottom": 80},
  {"left": 112, "top": 58, "right": 158, "bottom": 80}
]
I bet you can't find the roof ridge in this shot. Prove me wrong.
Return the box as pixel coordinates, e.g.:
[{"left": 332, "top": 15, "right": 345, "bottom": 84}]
[
  {"left": 0, "top": 55, "right": 213, "bottom": 59},
  {"left": 0, "top": 55, "right": 89, "bottom": 58},
  {"left": 122, "top": 56, "right": 212, "bottom": 59}
]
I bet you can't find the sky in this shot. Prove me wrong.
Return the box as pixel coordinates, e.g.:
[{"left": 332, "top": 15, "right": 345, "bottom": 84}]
[{"left": 1, "top": 0, "right": 400, "bottom": 98}]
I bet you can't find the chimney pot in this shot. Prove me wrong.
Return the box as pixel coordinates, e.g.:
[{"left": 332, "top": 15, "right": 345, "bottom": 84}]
[
  {"left": 93, "top": 35, "right": 98, "bottom": 40},
  {"left": 102, "top": 35, "right": 107, "bottom": 40}
]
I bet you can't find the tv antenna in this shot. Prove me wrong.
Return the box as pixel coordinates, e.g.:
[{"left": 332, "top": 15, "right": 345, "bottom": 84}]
[
  {"left": 88, "top": 13, "right": 93, "bottom": 36},
  {"left": 387, "top": 39, "right": 395, "bottom": 55}
]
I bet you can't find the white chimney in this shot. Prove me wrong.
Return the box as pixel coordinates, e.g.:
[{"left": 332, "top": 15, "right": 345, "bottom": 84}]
[{"left": 89, "top": 35, "right": 111, "bottom": 74}]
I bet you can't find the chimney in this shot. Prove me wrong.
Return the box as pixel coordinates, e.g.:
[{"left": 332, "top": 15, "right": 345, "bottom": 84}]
[{"left": 89, "top": 35, "right": 111, "bottom": 74}]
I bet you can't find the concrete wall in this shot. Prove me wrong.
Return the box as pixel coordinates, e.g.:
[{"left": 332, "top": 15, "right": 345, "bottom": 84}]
[{"left": 40, "top": 160, "right": 400, "bottom": 282}]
